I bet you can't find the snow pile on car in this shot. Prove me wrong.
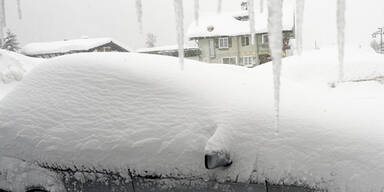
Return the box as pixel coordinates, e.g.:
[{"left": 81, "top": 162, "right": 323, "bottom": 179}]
[
  {"left": 0, "top": 46, "right": 384, "bottom": 191},
  {"left": 0, "top": 49, "right": 42, "bottom": 99}
]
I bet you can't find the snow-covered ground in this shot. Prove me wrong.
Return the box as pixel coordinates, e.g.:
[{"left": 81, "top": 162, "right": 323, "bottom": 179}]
[{"left": 0, "top": 46, "right": 384, "bottom": 191}]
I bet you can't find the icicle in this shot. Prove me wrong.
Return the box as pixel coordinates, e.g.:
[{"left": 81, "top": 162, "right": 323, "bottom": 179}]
[
  {"left": 217, "top": 0, "right": 222, "bottom": 14},
  {"left": 194, "top": 0, "right": 199, "bottom": 26},
  {"left": 0, "top": 0, "right": 5, "bottom": 42},
  {"left": 295, "top": 0, "right": 305, "bottom": 55},
  {"left": 173, "top": 0, "right": 184, "bottom": 69},
  {"left": 259, "top": 0, "right": 264, "bottom": 13},
  {"left": 16, "top": 0, "right": 22, "bottom": 19},
  {"left": 337, "top": 0, "right": 346, "bottom": 82},
  {"left": 135, "top": 0, "right": 143, "bottom": 33},
  {"left": 248, "top": 0, "right": 259, "bottom": 65},
  {"left": 267, "top": 0, "right": 283, "bottom": 132},
  {"left": 248, "top": 0, "right": 255, "bottom": 45},
  {"left": 0, "top": 0, "right": 6, "bottom": 27}
]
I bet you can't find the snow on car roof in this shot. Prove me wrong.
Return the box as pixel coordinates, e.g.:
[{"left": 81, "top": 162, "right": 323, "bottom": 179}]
[
  {"left": 21, "top": 37, "right": 130, "bottom": 56},
  {"left": 0, "top": 47, "right": 384, "bottom": 191},
  {"left": 187, "top": 5, "right": 294, "bottom": 39}
]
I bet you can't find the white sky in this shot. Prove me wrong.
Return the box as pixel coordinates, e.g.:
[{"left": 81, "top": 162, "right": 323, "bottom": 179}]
[{"left": 3, "top": 0, "right": 384, "bottom": 49}]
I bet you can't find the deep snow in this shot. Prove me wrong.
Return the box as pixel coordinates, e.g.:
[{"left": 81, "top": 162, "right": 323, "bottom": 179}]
[
  {"left": 0, "top": 47, "right": 384, "bottom": 191},
  {"left": 0, "top": 49, "right": 42, "bottom": 99}
]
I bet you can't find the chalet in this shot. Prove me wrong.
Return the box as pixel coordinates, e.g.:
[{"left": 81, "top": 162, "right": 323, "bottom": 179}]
[
  {"left": 187, "top": 1, "right": 295, "bottom": 67},
  {"left": 136, "top": 44, "right": 201, "bottom": 60},
  {"left": 21, "top": 37, "right": 130, "bottom": 58}
]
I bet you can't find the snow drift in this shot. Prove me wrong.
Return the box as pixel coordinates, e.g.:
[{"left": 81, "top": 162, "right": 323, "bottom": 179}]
[
  {"left": 0, "top": 46, "right": 384, "bottom": 191},
  {"left": 0, "top": 49, "right": 42, "bottom": 99}
]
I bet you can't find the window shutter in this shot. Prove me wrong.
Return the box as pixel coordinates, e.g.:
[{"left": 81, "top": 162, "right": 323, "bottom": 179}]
[
  {"left": 215, "top": 38, "right": 219, "bottom": 48},
  {"left": 241, "top": 36, "right": 245, "bottom": 46},
  {"left": 228, "top": 37, "right": 232, "bottom": 48}
]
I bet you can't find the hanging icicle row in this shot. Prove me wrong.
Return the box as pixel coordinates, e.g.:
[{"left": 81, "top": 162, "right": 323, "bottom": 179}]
[
  {"left": 267, "top": 0, "right": 283, "bottom": 133},
  {"left": 0, "top": 0, "right": 6, "bottom": 40},
  {"left": 295, "top": 0, "right": 305, "bottom": 55},
  {"left": 194, "top": 0, "right": 199, "bottom": 26},
  {"left": 248, "top": 0, "right": 255, "bottom": 45},
  {"left": 217, "top": 0, "right": 222, "bottom": 14},
  {"left": 248, "top": 0, "right": 259, "bottom": 65},
  {"left": 336, "top": 0, "right": 346, "bottom": 82},
  {"left": 135, "top": 0, "right": 143, "bottom": 33},
  {"left": 16, "top": 0, "right": 22, "bottom": 20},
  {"left": 173, "top": 0, "right": 184, "bottom": 69}
]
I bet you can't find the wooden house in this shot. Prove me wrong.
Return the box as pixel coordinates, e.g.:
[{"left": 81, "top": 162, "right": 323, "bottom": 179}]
[{"left": 21, "top": 37, "right": 130, "bottom": 58}]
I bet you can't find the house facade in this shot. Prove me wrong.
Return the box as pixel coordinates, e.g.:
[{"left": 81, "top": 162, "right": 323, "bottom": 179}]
[
  {"left": 21, "top": 37, "right": 130, "bottom": 59},
  {"left": 187, "top": 2, "right": 295, "bottom": 67}
]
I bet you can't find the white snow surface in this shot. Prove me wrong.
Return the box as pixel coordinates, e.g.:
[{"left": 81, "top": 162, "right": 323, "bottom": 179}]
[
  {"left": 187, "top": 2, "right": 293, "bottom": 39},
  {"left": 21, "top": 38, "right": 130, "bottom": 56},
  {"left": 0, "top": 49, "right": 42, "bottom": 99},
  {"left": 1, "top": 46, "right": 384, "bottom": 191}
]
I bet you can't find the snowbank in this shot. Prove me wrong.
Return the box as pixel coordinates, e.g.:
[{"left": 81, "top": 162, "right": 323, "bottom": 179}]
[
  {"left": 0, "top": 46, "right": 384, "bottom": 191},
  {"left": 0, "top": 49, "right": 42, "bottom": 99}
]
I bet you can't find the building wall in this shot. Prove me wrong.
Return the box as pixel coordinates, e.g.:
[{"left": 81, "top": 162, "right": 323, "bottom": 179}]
[{"left": 196, "top": 31, "right": 293, "bottom": 66}]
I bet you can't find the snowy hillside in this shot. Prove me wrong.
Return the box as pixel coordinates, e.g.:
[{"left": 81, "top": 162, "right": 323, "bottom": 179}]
[
  {"left": 0, "top": 47, "right": 384, "bottom": 191},
  {"left": 0, "top": 49, "right": 42, "bottom": 99}
]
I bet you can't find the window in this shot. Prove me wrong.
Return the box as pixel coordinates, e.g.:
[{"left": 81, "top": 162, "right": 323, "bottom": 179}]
[
  {"left": 103, "top": 46, "right": 112, "bottom": 52},
  {"left": 218, "top": 37, "right": 229, "bottom": 49},
  {"left": 222, "top": 57, "right": 237, "bottom": 65},
  {"left": 209, "top": 39, "right": 215, "bottom": 58},
  {"left": 261, "top": 34, "right": 269, "bottom": 44},
  {"left": 242, "top": 56, "right": 254, "bottom": 65},
  {"left": 241, "top": 36, "right": 250, "bottom": 46}
]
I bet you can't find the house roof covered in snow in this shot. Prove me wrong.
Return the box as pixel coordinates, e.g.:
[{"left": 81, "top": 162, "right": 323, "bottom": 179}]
[
  {"left": 21, "top": 37, "right": 130, "bottom": 56},
  {"left": 187, "top": 7, "right": 294, "bottom": 39},
  {"left": 136, "top": 44, "right": 199, "bottom": 53}
]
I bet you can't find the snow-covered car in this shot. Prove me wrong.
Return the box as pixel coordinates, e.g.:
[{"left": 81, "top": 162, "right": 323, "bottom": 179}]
[{"left": 0, "top": 47, "right": 384, "bottom": 191}]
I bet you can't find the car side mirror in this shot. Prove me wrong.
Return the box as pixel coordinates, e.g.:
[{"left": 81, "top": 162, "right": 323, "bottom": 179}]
[{"left": 205, "top": 151, "right": 232, "bottom": 169}]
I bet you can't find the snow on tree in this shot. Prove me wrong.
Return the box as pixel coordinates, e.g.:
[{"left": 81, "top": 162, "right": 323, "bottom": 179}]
[
  {"left": 145, "top": 33, "right": 157, "bottom": 48},
  {"left": 370, "top": 39, "right": 380, "bottom": 53},
  {"left": 295, "top": 0, "right": 305, "bottom": 55},
  {"left": 173, "top": 0, "right": 184, "bottom": 69},
  {"left": 267, "top": 0, "right": 283, "bottom": 132},
  {"left": 1, "top": 30, "right": 20, "bottom": 52},
  {"left": 194, "top": 0, "right": 199, "bottom": 25},
  {"left": 337, "top": 0, "right": 346, "bottom": 82},
  {"left": 217, "top": 0, "right": 222, "bottom": 13},
  {"left": 16, "top": 0, "right": 22, "bottom": 20},
  {"left": 135, "top": 0, "right": 143, "bottom": 33}
]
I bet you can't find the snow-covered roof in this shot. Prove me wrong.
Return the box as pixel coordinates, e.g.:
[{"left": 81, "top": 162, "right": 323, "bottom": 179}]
[
  {"left": 187, "top": 7, "right": 294, "bottom": 39},
  {"left": 21, "top": 38, "right": 130, "bottom": 56},
  {"left": 136, "top": 44, "right": 198, "bottom": 53},
  {"left": 2, "top": 46, "right": 384, "bottom": 190}
]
